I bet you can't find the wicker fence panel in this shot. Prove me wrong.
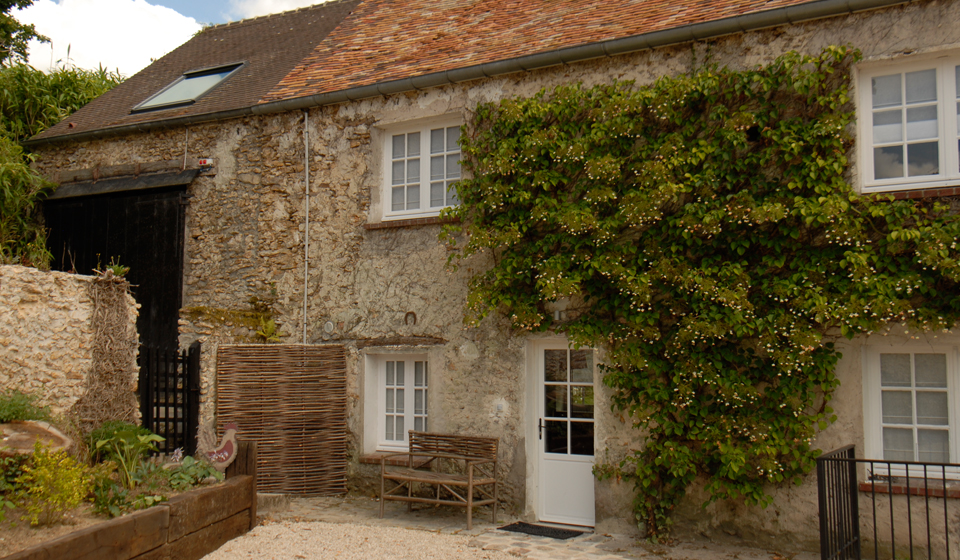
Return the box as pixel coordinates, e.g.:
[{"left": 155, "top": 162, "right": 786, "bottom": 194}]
[{"left": 216, "top": 344, "right": 347, "bottom": 496}]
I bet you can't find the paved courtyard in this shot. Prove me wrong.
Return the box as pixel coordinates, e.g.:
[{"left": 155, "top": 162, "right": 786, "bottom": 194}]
[{"left": 257, "top": 494, "right": 819, "bottom": 560}]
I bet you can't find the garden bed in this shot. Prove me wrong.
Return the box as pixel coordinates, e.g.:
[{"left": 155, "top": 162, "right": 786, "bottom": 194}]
[{"left": 4, "top": 443, "right": 257, "bottom": 560}]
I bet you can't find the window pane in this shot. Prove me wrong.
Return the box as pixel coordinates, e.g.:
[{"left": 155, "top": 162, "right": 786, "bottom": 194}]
[
  {"left": 431, "top": 155, "right": 444, "bottom": 181},
  {"left": 570, "top": 350, "right": 593, "bottom": 382},
  {"left": 447, "top": 182, "right": 459, "bottom": 205},
  {"left": 407, "top": 158, "right": 420, "bottom": 183},
  {"left": 446, "top": 154, "right": 460, "bottom": 179},
  {"left": 874, "top": 146, "right": 904, "bottom": 179},
  {"left": 447, "top": 126, "right": 459, "bottom": 151},
  {"left": 396, "top": 415, "right": 404, "bottom": 440},
  {"left": 386, "top": 361, "right": 395, "bottom": 385},
  {"left": 406, "top": 185, "right": 419, "bottom": 210},
  {"left": 872, "top": 74, "right": 902, "bottom": 108},
  {"left": 545, "top": 420, "right": 567, "bottom": 453},
  {"left": 907, "top": 141, "right": 939, "bottom": 176},
  {"left": 407, "top": 132, "right": 420, "bottom": 157},
  {"left": 431, "top": 128, "right": 444, "bottom": 154},
  {"left": 392, "top": 135, "right": 405, "bottom": 159},
  {"left": 423, "top": 389, "right": 427, "bottom": 415},
  {"left": 873, "top": 109, "right": 903, "bottom": 144},
  {"left": 396, "top": 389, "right": 404, "bottom": 413},
  {"left": 881, "top": 390, "right": 913, "bottom": 424},
  {"left": 386, "top": 388, "right": 394, "bottom": 413},
  {"left": 415, "top": 390, "right": 424, "bottom": 415},
  {"left": 430, "top": 182, "right": 444, "bottom": 207},
  {"left": 883, "top": 427, "right": 915, "bottom": 462},
  {"left": 906, "top": 105, "right": 938, "bottom": 140},
  {"left": 386, "top": 416, "right": 394, "bottom": 440},
  {"left": 571, "top": 386, "right": 594, "bottom": 419},
  {"left": 544, "top": 350, "right": 568, "bottom": 381},
  {"left": 905, "top": 69, "right": 937, "bottom": 104},
  {"left": 391, "top": 160, "right": 404, "bottom": 185},
  {"left": 545, "top": 385, "right": 567, "bottom": 417},
  {"left": 415, "top": 361, "right": 425, "bottom": 387},
  {"left": 880, "top": 354, "right": 911, "bottom": 387},
  {"left": 918, "top": 429, "right": 950, "bottom": 463},
  {"left": 415, "top": 417, "right": 423, "bottom": 431},
  {"left": 391, "top": 186, "right": 404, "bottom": 211},
  {"left": 570, "top": 421, "right": 594, "bottom": 456},
  {"left": 915, "top": 354, "right": 947, "bottom": 387},
  {"left": 916, "top": 392, "right": 949, "bottom": 425}
]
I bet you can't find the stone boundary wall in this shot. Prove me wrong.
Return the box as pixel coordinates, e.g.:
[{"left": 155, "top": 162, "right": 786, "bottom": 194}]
[{"left": 0, "top": 265, "right": 98, "bottom": 413}]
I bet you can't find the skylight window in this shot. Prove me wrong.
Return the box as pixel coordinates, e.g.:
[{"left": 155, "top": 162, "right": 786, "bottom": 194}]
[{"left": 133, "top": 63, "right": 243, "bottom": 112}]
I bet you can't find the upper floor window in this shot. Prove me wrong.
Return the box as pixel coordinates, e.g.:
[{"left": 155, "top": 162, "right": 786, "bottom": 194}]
[
  {"left": 859, "top": 56, "right": 960, "bottom": 193},
  {"left": 133, "top": 63, "right": 243, "bottom": 112},
  {"left": 382, "top": 118, "right": 461, "bottom": 221}
]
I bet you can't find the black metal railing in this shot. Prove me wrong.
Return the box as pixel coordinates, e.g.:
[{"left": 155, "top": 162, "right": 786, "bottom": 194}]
[
  {"left": 818, "top": 445, "right": 959, "bottom": 560},
  {"left": 138, "top": 341, "right": 201, "bottom": 455}
]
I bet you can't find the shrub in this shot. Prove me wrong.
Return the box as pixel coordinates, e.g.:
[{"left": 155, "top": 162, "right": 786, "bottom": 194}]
[
  {"left": 0, "top": 454, "right": 28, "bottom": 523},
  {"left": 14, "top": 440, "right": 91, "bottom": 526},
  {"left": 92, "top": 422, "right": 163, "bottom": 489},
  {"left": 0, "top": 389, "right": 50, "bottom": 423}
]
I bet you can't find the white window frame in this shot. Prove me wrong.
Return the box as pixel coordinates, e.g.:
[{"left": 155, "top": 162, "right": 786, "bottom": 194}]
[
  {"left": 858, "top": 53, "right": 960, "bottom": 193},
  {"left": 862, "top": 345, "right": 960, "bottom": 478},
  {"left": 375, "top": 354, "right": 429, "bottom": 452},
  {"left": 380, "top": 116, "right": 462, "bottom": 221}
]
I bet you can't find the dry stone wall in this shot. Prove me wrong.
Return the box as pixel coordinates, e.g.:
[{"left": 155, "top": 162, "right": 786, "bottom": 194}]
[{"left": 29, "top": 0, "right": 960, "bottom": 549}]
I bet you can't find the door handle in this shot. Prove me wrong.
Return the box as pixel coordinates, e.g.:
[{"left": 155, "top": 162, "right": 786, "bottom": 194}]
[{"left": 538, "top": 418, "right": 543, "bottom": 440}]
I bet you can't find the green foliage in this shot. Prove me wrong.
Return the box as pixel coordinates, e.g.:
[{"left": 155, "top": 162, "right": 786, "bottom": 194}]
[
  {"left": 0, "top": 454, "right": 27, "bottom": 522},
  {"left": 93, "top": 424, "right": 164, "bottom": 490},
  {"left": 0, "top": 1, "right": 47, "bottom": 67},
  {"left": 0, "top": 389, "right": 50, "bottom": 422},
  {"left": 167, "top": 455, "right": 223, "bottom": 490},
  {"left": 14, "top": 440, "right": 91, "bottom": 526},
  {"left": 447, "top": 46, "right": 960, "bottom": 538},
  {"left": 0, "top": 63, "right": 123, "bottom": 267}
]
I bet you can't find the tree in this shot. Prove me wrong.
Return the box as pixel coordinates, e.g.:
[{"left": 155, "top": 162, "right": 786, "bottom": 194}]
[
  {"left": 0, "top": 1, "right": 47, "bottom": 66},
  {"left": 445, "top": 46, "right": 960, "bottom": 537}
]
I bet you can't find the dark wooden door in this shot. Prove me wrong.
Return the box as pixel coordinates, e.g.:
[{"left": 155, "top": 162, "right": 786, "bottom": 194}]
[{"left": 44, "top": 188, "right": 186, "bottom": 350}]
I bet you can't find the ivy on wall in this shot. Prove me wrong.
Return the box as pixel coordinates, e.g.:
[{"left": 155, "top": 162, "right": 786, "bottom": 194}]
[{"left": 443, "top": 46, "right": 960, "bottom": 537}]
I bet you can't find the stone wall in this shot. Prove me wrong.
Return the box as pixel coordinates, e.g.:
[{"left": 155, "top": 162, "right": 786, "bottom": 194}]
[
  {"left": 29, "top": 0, "right": 960, "bottom": 551},
  {"left": 0, "top": 265, "right": 96, "bottom": 413}
]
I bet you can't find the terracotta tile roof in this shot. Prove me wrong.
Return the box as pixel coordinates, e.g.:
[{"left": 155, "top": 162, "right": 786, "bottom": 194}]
[
  {"left": 34, "top": 0, "right": 360, "bottom": 141},
  {"left": 261, "top": 0, "right": 815, "bottom": 103}
]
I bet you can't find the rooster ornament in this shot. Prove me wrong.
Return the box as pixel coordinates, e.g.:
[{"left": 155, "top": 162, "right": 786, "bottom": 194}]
[{"left": 197, "top": 421, "right": 238, "bottom": 472}]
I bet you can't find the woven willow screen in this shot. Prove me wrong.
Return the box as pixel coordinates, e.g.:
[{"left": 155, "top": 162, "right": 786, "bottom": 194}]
[{"left": 216, "top": 344, "right": 347, "bottom": 495}]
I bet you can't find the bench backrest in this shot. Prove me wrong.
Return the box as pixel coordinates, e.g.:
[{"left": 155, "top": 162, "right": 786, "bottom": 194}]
[{"left": 408, "top": 431, "right": 499, "bottom": 462}]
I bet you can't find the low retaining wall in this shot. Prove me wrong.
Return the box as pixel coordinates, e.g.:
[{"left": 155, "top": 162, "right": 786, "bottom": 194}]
[{"left": 7, "top": 443, "right": 258, "bottom": 560}]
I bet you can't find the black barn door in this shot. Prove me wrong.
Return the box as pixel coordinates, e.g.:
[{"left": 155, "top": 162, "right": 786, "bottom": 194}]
[{"left": 44, "top": 187, "right": 186, "bottom": 350}]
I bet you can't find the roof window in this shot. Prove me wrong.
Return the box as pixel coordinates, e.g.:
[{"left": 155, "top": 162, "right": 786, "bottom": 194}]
[{"left": 133, "top": 63, "right": 243, "bottom": 112}]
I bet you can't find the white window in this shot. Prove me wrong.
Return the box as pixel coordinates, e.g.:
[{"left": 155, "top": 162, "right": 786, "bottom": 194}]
[
  {"left": 859, "top": 55, "right": 960, "bottom": 192},
  {"left": 863, "top": 347, "right": 959, "bottom": 475},
  {"left": 382, "top": 118, "right": 461, "bottom": 220},
  {"left": 377, "top": 355, "right": 429, "bottom": 450}
]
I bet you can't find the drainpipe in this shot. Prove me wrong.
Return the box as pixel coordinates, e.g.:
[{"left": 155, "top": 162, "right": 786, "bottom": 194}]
[{"left": 303, "top": 110, "right": 310, "bottom": 345}]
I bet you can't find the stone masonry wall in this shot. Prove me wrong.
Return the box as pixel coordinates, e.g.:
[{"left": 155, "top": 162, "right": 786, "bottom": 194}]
[
  {"left": 30, "top": 0, "right": 960, "bottom": 550},
  {"left": 0, "top": 265, "right": 95, "bottom": 413}
]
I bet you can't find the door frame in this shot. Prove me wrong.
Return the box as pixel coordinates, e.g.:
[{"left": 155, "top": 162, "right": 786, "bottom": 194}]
[{"left": 524, "top": 336, "right": 597, "bottom": 526}]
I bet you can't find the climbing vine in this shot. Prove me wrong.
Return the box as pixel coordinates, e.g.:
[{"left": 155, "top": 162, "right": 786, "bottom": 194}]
[{"left": 443, "top": 46, "right": 960, "bottom": 537}]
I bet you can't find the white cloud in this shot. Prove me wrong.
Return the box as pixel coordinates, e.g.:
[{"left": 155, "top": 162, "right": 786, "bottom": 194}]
[
  {"left": 15, "top": 0, "right": 202, "bottom": 77},
  {"left": 228, "top": 0, "right": 319, "bottom": 19}
]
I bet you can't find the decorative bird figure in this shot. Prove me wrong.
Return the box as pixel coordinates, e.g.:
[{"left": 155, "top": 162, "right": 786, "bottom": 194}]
[{"left": 197, "top": 421, "right": 238, "bottom": 472}]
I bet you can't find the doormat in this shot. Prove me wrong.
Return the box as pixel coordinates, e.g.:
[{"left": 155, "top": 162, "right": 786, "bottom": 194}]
[{"left": 497, "top": 522, "right": 584, "bottom": 540}]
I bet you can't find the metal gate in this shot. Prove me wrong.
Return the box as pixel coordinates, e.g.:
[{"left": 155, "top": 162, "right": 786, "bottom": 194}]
[
  {"left": 817, "top": 445, "right": 861, "bottom": 560},
  {"left": 139, "top": 342, "right": 201, "bottom": 455}
]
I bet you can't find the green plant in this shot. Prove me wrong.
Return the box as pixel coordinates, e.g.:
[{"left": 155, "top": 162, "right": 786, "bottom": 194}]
[
  {"left": 88, "top": 421, "right": 152, "bottom": 459},
  {"left": 98, "top": 256, "right": 129, "bottom": 277},
  {"left": 255, "top": 316, "right": 283, "bottom": 343},
  {"left": 446, "top": 46, "right": 960, "bottom": 538},
  {"left": 0, "top": 389, "right": 50, "bottom": 423},
  {"left": 14, "top": 440, "right": 91, "bottom": 525},
  {"left": 167, "top": 455, "right": 223, "bottom": 490},
  {"left": 0, "top": 454, "right": 27, "bottom": 523},
  {"left": 93, "top": 424, "right": 164, "bottom": 490}
]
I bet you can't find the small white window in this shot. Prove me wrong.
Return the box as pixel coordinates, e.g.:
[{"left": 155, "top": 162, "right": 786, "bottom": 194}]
[
  {"left": 377, "top": 355, "right": 428, "bottom": 450},
  {"left": 382, "top": 118, "right": 461, "bottom": 220},
  {"left": 863, "top": 346, "right": 959, "bottom": 476},
  {"left": 859, "top": 55, "right": 960, "bottom": 192}
]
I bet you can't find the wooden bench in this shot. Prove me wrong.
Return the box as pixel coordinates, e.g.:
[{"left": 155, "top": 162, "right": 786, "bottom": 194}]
[{"left": 379, "top": 431, "right": 499, "bottom": 530}]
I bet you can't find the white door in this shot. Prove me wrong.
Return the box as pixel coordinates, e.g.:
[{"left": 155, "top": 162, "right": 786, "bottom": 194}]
[{"left": 537, "top": 344, "right": 596, "bottom": 526}]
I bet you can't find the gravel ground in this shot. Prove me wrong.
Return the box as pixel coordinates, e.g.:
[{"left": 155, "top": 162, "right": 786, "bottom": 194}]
[{"left": 202, "top": 521, "right": 514, "bottom": 560}]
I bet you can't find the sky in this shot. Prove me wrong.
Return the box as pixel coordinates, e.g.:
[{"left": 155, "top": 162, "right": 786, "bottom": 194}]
[{"left": 14, "top": 0, "right": 322, "bottom": 77}]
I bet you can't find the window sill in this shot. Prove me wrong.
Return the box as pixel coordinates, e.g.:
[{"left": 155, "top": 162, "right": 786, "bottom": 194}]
[
  {"left": 859, "top": 480, "right": 960, "bottom": 499},
  {"left": 363, "top": 216, "right": 459, "bottom": 230},
  {"left": 359, "top": 452, "right": 431, "bottom": 467},
  {"left": 866, "top": 185, "right": 960, "bottom": 200}
]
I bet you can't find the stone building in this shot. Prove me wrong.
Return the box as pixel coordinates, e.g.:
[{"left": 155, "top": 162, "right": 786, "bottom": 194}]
[{"left": 27, "top": 0, "right": 960, "bottom": 551}]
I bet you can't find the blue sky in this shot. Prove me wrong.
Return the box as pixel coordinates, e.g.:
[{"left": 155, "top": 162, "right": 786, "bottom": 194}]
[{"left": 15, "top": 0, "right": 320, "bottom": 76}]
